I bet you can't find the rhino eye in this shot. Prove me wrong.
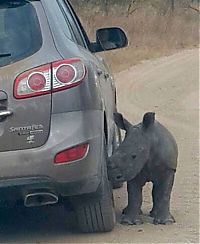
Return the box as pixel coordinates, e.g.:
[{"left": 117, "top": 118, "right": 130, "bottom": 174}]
[{"left": 132, "top": 155, "right": 137, "bottom": 159}]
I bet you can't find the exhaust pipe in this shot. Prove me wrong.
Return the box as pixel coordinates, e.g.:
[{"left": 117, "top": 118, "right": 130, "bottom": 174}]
[{"left": 24, "top": 192, "right": 58, "bottom": 208}]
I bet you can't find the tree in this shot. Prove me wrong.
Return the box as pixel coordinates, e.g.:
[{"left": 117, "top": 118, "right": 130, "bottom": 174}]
[
  {"left": 101, "top": 0, "right": 109, "bottom": 15},
  {"left": 171, "top": 0, "right": 175, "bottom": 11}
]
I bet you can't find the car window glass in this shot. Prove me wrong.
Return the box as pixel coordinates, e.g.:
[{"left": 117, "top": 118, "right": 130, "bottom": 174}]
[{"left": 0, "top": 1, "right": 42, "bottom": 67}]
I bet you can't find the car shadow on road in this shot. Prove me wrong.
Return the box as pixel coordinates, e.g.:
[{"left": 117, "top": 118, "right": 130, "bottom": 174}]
[{"left": 0, "top": 205, "right": 79, "bottom": 242}]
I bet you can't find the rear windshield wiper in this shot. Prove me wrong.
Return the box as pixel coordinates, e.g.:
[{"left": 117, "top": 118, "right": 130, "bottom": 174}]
[{"left": 0, "top": 53, "right": 11, "bottom": 58}]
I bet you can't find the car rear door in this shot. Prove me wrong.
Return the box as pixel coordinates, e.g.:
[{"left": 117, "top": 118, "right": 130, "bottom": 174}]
[{"left": 0, "top": 0, "right": 55, "bottom": 152}]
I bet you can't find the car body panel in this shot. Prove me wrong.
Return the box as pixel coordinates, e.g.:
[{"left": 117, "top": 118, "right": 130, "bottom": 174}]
[{"left": 0, "top": 110, "right": 103, "bottom": 183}]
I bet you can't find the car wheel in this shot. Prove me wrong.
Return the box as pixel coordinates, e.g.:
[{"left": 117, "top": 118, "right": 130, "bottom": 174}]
[{"left": 73, "top": 142, "right": 116, "bottom": 233}]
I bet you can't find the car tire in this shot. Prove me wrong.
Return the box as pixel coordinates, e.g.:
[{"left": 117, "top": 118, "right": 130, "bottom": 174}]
[{"left": 73, "top": 142, "right": 116, "bottom": 233}]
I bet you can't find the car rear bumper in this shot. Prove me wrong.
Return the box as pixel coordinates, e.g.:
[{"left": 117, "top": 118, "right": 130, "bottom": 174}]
[
  {"left": 0, "top": 174, "right": 102, "bottom": 206},
  {"left": 0, "top": 110, "right": 104, "bottom": 202}
]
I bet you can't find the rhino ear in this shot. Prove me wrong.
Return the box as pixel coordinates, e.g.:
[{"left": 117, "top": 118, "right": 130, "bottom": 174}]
[
  {"left": 142, "top": 112, "right": 155, "bottom": 129},
  {"left": 114, "top": 113, "right": 132, "bottom": 131}
]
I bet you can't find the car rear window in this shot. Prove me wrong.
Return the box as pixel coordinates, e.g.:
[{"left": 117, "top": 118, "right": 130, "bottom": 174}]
[{"left": 0, "top": 0, "right": 42, "bottom": 67}]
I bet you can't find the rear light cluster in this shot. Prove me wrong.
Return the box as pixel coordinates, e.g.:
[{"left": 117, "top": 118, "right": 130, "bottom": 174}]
[
  {"left": 14, "top": 58, "right": 86, "bottom": 99},
  {"left": 54, "top": 143, "right": 89, "bottom": 164}
]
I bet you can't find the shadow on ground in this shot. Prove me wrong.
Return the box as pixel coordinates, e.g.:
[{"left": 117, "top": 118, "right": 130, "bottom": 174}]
[{"left": 0, "top": 205, "right": 79, "bottom": 242}]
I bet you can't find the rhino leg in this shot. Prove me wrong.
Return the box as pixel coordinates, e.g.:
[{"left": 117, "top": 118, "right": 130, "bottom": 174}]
[
  {"left": 121, "top": 175, "right": 146, "bottom": 225},
  {"left": 152, "top": 169, "right": 176, "bottom": 225},
  {"left": 149, "top": 184, "right": 158, "bottom": 218}
]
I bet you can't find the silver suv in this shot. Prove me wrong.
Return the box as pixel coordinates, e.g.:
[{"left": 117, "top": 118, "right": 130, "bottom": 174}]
[{"left": 0, "top": 0, "right": 128, "bottom": 233}]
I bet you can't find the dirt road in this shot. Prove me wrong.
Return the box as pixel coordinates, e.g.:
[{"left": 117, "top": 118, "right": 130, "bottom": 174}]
[{"left": 0, "top": 49, "right": 199, "bottom": 243}]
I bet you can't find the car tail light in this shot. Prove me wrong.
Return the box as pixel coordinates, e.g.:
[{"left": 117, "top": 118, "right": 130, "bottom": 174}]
[
  {"left": 14, "top": 64, "right": 51, "bottom": 99},
  {"left": 52, "top": 58, "right": 86, "bottom": 92},
  {"left": 54, "top": 143, "right": 89, "bottom": 164},
  {"left": 14, "top": 58, "right": 86, "bottom": 99},
  {"left": 28, "top": 73, "right": 47, "bottom": 91}
]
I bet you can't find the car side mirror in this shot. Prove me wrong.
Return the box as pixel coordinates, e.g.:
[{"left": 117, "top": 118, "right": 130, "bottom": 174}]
[{"left": 91, "top": 27, "right": 128, "bottom": 53}]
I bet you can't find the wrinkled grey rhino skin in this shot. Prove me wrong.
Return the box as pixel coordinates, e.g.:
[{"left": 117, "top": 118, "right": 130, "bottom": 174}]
[{"left": 108, "top": 112, "right": 178, "bottom": 225}]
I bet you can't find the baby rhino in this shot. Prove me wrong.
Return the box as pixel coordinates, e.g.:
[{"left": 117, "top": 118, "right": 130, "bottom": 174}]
[{"left": 108, "top": 112, "right": 178, "bottom": 225}]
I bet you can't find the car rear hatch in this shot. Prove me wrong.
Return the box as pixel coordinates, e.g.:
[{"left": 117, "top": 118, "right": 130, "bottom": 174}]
[{"left": 0, "top": 0, "right": 57, "bottom": 152}]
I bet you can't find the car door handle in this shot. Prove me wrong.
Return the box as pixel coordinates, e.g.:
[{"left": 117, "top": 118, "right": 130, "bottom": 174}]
[
  {"left": 0, "top": 110, "right": 13, "bottom": 118},
  {"left": 97, "top": 69, "right": 104, "bottom": 76},
  {"left": 97, "top": 69, "right": 110, "bottom": 79}
]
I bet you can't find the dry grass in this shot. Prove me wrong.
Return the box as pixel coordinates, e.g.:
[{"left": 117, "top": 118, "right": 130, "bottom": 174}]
[{"left": 75, "top": 4, "right": 199, "bottom": 72}]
